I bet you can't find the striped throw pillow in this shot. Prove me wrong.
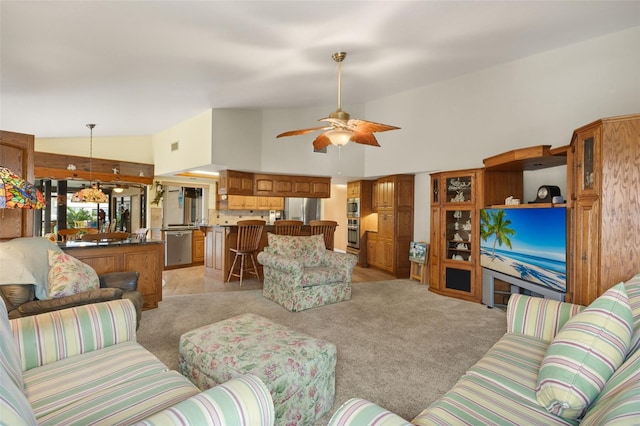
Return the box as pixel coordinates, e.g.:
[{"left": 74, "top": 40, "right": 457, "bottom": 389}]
[{"left": 536, "top": 283, "right": 633, "bottom": 420}]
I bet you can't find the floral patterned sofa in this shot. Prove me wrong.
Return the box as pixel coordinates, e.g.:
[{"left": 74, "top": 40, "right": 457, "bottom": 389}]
[{"left": 257, "top": 233, "right": 357, "bottom": 312}]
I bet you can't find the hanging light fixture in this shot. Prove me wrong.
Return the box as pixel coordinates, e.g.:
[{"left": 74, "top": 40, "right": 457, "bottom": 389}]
[{"left": 71, "top": 124, "right": 108, "bottom": 203}]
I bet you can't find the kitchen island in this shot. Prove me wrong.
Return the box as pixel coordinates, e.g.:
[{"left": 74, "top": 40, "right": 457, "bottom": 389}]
[
  {"left": 60, "top": 239, "right": 164, "bottom": 309},
  {"left": 201, "top": 225, "right": 314, "bottom": 281}
]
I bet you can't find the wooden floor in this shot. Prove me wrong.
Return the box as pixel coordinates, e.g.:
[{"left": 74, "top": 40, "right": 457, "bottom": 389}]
[{"left": 162, "top": 264, "right": 397, "bottom": 296}]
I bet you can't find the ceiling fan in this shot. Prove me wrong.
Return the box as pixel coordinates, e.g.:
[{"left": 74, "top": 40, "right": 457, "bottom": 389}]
[{"left": 277, "top": 52, "right": 400, "bottom": 150}]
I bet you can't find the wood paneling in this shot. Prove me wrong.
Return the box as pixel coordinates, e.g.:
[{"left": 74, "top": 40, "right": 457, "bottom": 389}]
[
  {"left": 569, "top": 114, "right": 640, "bottom": 305},
  {"left": 0, "top": 130, "right": 36, "bottom": 240},
  {"left": 62, "top": 242, "right": 164, "bottom": 309},
  {"left": 34, "top": 152, "right": 154, "bottom": 185}
]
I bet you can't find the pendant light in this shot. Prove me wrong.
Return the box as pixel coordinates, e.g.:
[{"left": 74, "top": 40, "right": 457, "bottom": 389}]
[{"left": 71, "top": 124, "right": 109, "bottom": 203}]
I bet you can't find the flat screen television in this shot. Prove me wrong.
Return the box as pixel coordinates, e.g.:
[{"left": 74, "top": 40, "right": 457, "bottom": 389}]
[{"left": 480, "top": 207, "right": 566, "bottom": 293}]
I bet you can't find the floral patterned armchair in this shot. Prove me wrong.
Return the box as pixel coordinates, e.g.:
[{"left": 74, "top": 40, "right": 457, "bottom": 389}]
[{"left": 257, "top": 233, "right": 357, "bottom": 312}]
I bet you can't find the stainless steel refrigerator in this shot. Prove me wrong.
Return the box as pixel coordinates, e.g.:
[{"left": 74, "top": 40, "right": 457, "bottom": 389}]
[{"left": 284, "top": 198, "right": 321, "bottom": 224}]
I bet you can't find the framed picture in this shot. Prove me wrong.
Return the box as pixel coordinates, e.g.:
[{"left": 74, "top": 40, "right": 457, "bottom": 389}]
[{"left": 409, "top": 241, "right": 428, "bottom": 264}]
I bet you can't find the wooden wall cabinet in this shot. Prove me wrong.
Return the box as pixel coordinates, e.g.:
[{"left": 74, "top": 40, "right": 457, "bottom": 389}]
[
  {"left": 0, "top": 130, "right": 36, "bottom": 240},
  {"left": 63, "top": 242, "right": 164, "bottom": 309},
  {"left": 218, "top": 195, "right": 284, "bottom": 211},
  {"left": 254, "top": 173, "right": 331, "bottom": 198},
  {"left": 567, "top": 114, "right": 640, "bottom": 306},
  {"left": 218, "top": 170, "right": 254, "bottom": 195}
]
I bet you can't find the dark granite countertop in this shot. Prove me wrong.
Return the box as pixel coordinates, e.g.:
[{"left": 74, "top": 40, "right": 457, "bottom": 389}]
[{"left": 59, "top": 239, "right": 164, "bottom": 250}]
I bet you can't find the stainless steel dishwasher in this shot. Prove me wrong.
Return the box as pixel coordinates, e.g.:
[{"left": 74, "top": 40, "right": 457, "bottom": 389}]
[{"left": 165, "top": 230, "right": 192, "bottom": 267}]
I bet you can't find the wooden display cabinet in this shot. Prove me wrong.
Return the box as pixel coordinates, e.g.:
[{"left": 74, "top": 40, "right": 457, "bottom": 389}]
[
  {"left": 567, "top": 114, "right": 640, "bottom": 306},
  {"left": 430, "top": 169, "right": 483, "bottom": 303}
]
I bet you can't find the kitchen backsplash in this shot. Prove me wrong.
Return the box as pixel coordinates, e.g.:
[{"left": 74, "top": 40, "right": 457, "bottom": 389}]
[{"left": 211, "top": 209, "right": 272, "bottom": 226}]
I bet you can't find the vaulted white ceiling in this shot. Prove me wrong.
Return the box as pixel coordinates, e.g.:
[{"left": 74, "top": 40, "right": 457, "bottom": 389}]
[{"left": 1, "top": 1, "right": 638, "bottom": 138}]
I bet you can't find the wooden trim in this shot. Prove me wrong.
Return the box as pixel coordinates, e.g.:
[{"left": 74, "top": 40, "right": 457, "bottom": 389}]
[{"left": 34, "top": 151, "right": 154, "bottom": 185}]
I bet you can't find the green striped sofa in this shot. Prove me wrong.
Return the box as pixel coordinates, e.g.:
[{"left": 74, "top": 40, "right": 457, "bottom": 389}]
[
  {"left": 329, "top": 273, "right": 640, "bottom": 426},
  {"left": 0, "top": 298, "right": 275, "bottom": 426}
]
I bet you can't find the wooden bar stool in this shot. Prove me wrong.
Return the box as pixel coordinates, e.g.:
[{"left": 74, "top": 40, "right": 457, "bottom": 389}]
[
  {"left": 274, "top": 220, "right": 303, "bottom": 236},
  {"left": 309, "top": 220, "right": 338, "bottom": 251},
  {"left": 227, "top": 220, "right": 265, "bottom": 285}
]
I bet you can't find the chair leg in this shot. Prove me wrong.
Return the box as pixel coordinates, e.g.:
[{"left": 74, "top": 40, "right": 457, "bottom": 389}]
[
  {"left": 238, "top": 254, "right": 245, "bottom": 286},
  {"left": 250, "top": 253, "right": 260, "bottom": 283},
  {"left": 227, "top": 253, "right": 239, "bottom": 283}
]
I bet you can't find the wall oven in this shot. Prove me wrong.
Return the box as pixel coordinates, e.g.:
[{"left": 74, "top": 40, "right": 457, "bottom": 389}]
[
  {"left": 347, "top": 198, "right": 360, "bottom": 218},
  {"left": 347, "top": 218, "right": 360, "bottom": 250}
]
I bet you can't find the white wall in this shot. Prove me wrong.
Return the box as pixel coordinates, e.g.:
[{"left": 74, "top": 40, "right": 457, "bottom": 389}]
[
  {"left": 35, "top": 135, "right": 153, "bottom": 164},
  {"left": 211, "top": 109, "right": 262, "bottom": 171},
  {"left": 152, "top": 110, "right": 213, "bottom": 175}
]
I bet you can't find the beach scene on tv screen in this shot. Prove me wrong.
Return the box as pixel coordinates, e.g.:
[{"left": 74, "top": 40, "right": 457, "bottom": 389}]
[{"left": 480, "top": 207, "right": 566, "bottom": 292}]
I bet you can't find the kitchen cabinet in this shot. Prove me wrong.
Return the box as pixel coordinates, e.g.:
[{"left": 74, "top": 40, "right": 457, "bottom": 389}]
[
  {"left": 366, "top": 175, "right": 414, "bottom": 277},
  {"left": 346, "top": 180, "right": 372, "bottom": 217},
  {"left": 347, "top": 181, "right": 360, "bottom": 197},
  {"left": 256, "top": 196, "right": 285, "bottom": 210},
  {"left": 219, "top": 195, "right": 283, "bottom": 211},
  {"left": 567, "top": 114, "right": 640, "bottom": 306},
  {"left": 62, "top": 241, "right": 164, "bottom": 309},
  {"left": 218, "top": 170, "right": 254, "bottom": 195},
  {"left": 254, "top": 173, "right": 331, "bottom": 198},
  {"left": 192, "top": 229, "right": 205, "bottom": 263}
]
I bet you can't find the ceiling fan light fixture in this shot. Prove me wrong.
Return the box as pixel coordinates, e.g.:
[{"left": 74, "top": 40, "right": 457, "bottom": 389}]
[
  {"left": 113, "top": 186, "right": 124, "bottom": 193},
  {"left": 326, "top": 129, "right": 353, "bottom": 146}
]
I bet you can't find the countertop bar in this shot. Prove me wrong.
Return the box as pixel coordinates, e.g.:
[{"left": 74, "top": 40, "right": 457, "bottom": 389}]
[
  {"left": 59, "top": 239, "right": 164, "bottom": 250},
  {"left": 60, "top": 240, "right": 164, "bottom": 309}
]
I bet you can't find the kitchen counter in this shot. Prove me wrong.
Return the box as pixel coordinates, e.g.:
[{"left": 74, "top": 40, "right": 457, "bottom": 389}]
[
  {"left": 200, "top": 225, "right": 315, "bottom": 281},
  {"left": 60, "top": 239, "right": 164, "bottom": 309}
]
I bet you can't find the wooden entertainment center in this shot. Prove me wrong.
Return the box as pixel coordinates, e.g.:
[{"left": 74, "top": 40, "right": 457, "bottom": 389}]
[{"left": 430, "top": 113, "right": 640, "bottom": 306}]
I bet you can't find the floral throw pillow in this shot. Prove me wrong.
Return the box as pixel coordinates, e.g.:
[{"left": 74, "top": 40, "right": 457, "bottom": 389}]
[{"left": 47, "top": 249, "right": 99, "bottom": 298}]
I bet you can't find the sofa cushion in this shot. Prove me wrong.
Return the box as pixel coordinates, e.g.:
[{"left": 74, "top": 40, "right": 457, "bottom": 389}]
[
  {"left": 413, "top": 373, "right": 577, "bottom": 426},
  {"left": 0, "top": 237, "right": 62, "bottom": 300},
  {"left": 47, "top": 249, "right": 99, "bottom": 298},
  {"left": 267, "top": 233, "right": 325, "bottom": 267},
  {"left": 624, "top": 272, "right": 640, "bottom": 357},
  {"left": 536, "top": 283, "right": 633, "bottom": 420},
  {"left": 580, "top": 347, "right": 640, "bottom": 425},
  {"left": 23, "top": 340, "right": 199, "bottom": 424},
  {"left": 301, "top": 267, "right": 348, "bottom": 287},
  {"left": 0, "top": 298, "right": 24, "bottom": 390}
]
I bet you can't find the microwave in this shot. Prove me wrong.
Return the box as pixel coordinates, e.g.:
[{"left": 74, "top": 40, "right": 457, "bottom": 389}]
[{"left": 347, "top": 198, "right": 360, "bottom": 218}]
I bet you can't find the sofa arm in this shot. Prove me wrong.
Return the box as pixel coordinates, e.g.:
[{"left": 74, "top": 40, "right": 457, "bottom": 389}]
[
  {"left": 257, "top": 252, "right": 304, "bottom": 275},
  {"left": 99, "top": 271, "right": 139, "bottom": 291},
  {"left": 10, "top": 299, "right": 137, "bottom": 371},
  {"left": 136, "top": 374, "right": 275, "bottom": 426},
  {"left": 506, "top": 294, "right": 584, "bottom": 341},
  {"left": 15, "top": 287, "right": 123, "bottom": 318},
  {"left": 328, "top": 398, "right": 413, "bottom": 426},
  {"left": 321, "top": 251, "right": 358, "bottom": 271}
]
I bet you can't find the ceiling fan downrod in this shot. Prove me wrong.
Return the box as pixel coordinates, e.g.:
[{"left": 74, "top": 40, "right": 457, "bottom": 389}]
[{"left": 331, "top": 52, "right": 349, "bottom": 121}]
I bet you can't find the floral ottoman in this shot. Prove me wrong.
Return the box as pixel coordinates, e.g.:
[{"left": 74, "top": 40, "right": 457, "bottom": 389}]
[{"left": 178, "top": 313, "right": 337, "bottom": 425}]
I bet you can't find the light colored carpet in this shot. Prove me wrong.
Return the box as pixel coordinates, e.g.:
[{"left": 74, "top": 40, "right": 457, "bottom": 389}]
[{"left": 136, "top": 280, "right": 506, "bottom": 425}]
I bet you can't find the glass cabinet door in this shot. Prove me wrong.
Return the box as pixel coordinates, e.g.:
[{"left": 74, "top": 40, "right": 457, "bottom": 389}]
[
  {"left": 575, "top": 130, "right": 598, "bottom": 196},
  {"left": 445, "top": 174, "right": 473, "bottom": 204},
  {"left": 445, "top": 209, "right": 472, "bottom": 262}
]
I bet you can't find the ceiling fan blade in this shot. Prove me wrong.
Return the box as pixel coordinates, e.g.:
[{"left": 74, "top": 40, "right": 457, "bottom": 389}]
[
  {"left": 349, "top": 119, "right": 400, "bottom": 133},
  {"left": 350, "top": 132, "right": 381, "bottom": 147},
  {"left": 313, "top": 133, "right": 332, "bottom": 150},
  {"left": 277, "top": 126, "right": 329, "bottom": 138}
]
